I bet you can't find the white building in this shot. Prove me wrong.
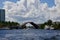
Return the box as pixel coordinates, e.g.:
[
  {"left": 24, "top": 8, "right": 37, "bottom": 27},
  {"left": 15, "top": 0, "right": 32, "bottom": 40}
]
[{"left": 44, "top": 25, "right": 54, "bottom": 30}]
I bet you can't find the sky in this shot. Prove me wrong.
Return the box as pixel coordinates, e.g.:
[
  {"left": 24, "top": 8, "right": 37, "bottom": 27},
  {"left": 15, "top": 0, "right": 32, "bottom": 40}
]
[
  {"left": 0, "top": 0, "right": 60, "bottom": 24},
  {"left": 0, "top": 0, "right": 19, "bottom": 8},
  {"left": 0, "top": 0, "right": 55, "bottom": 8},
  {"left": 40, "top": 0, "right": 55, "bottom": 7}
]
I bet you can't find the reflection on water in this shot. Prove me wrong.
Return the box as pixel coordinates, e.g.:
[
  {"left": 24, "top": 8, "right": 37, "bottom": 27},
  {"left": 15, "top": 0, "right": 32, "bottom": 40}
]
[{"left": 0, "top": 29, "right": 60, "bottom": 40}]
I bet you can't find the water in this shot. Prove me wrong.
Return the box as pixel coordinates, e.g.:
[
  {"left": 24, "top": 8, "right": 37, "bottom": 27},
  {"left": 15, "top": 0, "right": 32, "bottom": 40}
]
[{"left": 0, "top": 29, "right": 60, "bottom": 40}]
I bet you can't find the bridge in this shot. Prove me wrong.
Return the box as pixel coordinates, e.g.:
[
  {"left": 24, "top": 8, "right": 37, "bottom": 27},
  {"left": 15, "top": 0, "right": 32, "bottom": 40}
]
[
  {"left": 9, "top": 22, "right": 39, "bottom": 29},
  {"left": 21, "top": 22, "right": 39, "bottom": 29}
]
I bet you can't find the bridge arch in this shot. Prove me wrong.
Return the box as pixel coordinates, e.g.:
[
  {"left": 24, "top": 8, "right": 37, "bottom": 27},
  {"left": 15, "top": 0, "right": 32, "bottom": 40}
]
[{"left": 21, "top": 22, "right": 39, "bottom": 29}]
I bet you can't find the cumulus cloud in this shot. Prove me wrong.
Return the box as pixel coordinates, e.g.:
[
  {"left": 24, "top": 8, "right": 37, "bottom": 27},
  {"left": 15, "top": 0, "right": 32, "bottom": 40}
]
[{"left": 2, "top": 0, "right": 60, "bottom": 23}]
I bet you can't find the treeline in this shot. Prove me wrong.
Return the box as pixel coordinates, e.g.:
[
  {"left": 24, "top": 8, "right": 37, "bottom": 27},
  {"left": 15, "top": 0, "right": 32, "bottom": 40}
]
[
  {"left": 0, "top": 21, "right": 20, "bottom": 28},
  {"left": 38, "top": 20, "right": 60, "bottom": 30},
  {"left": 0, "top": 20, "right": 60, "bottom": 30}
]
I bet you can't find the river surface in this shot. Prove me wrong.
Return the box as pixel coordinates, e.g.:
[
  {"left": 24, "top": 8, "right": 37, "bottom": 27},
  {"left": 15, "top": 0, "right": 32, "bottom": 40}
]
[{"left": 0, "top": 29, "right": 60, "bottom": 40}]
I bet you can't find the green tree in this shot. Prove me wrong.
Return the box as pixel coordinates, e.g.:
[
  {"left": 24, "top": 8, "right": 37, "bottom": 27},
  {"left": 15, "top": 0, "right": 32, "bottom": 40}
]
[
  {"left": 47, "top": 20, "right": 52, "bottom": 26},
  {"left": 39, "top": 24, "right": 45, "bottom": 29}
]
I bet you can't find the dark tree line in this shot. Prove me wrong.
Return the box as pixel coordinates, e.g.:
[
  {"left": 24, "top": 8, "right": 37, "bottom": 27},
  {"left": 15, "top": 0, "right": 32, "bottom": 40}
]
[
  {"left": 38, "top": 20, "right": 60, "bottom": 30},
  {"left": 0, "top": 20, "right": 60, "bottom": 30},
  {"left": 0, "top": 21, "right": 20, "bottom": 28}
]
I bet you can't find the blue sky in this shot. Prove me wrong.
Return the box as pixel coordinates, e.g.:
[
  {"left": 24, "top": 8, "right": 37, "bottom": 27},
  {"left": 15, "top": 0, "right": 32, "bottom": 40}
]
[
  {"left": 0, "top": 0, "right": 58, "bottom": 23},
  {"left": 0, "top": 0, "right": 19, "bottom": 8},
  {"left": 40, "top": 0, "right": 55, "bottom": 7},
  {"left": 0, "top": 0, "right": 55, "bottom": 8}
]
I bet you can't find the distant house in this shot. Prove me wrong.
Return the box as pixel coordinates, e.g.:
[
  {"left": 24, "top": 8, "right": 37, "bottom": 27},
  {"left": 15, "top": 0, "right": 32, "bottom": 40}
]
[{"left": 44, "top": 25, "right": 54, "bottom": 30}]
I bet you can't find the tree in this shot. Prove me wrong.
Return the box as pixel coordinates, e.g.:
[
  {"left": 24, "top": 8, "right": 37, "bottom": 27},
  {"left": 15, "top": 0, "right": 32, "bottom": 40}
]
[
  {"left": 47, "top": 20, "right": 52, "bottom": 26},
  {"left": 38, "top": 24, "right": 45, "bottom": 29}
]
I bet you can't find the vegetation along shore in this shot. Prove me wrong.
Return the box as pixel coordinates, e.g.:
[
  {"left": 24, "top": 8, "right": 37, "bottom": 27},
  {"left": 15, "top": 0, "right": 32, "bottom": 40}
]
[{"left": 0, "top": 20, "right": 60, "bottom": 30}]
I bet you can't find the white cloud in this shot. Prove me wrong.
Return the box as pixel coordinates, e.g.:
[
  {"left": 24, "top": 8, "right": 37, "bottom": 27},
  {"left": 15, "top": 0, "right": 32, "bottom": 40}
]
[{"left": 2, "top": 0, "right": 60, "bottom": 23}]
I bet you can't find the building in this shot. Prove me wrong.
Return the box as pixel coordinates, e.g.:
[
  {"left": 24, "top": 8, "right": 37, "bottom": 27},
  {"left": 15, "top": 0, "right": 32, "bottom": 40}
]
[
  {"left": 44, "top": 25, "right": 54, "bottom": 30},
  {"left": 0, "top": 9, "right": 5, "bottom": 21}
]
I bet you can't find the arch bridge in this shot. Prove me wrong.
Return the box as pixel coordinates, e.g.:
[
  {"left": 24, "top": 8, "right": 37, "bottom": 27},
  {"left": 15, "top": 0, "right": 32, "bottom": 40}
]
[{"left": 21, "top": 22, "right": 39, "bottom": 29}]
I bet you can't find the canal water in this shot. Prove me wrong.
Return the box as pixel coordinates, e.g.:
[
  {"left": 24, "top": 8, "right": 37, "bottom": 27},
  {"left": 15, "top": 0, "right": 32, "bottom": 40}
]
[{"left": 0, "top": 29, "right": 60, "bottom": 40}]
